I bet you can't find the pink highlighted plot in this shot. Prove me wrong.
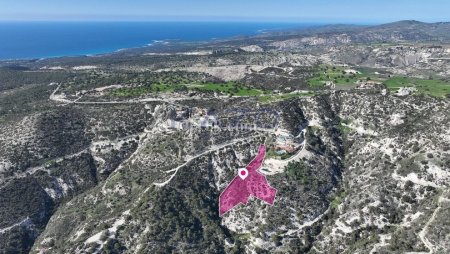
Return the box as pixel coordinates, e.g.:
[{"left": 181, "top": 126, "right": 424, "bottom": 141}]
[{"left": 219, "top": 145, "right": 278, "bottom": 216}]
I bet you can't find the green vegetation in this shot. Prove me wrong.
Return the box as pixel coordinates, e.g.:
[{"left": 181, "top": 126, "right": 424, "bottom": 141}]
[
  {"left": 385, "top": 77, "right": 450, "bottom": 97},
  {"left": 44, "top": 159, "right": 56, "bottom": 167},
  {"left": 308, "top": 65, "right": 365, "bottom": 88},
  {"left": 339, "top": 124, "right": 352, "bottom": 135},
  {"left": 266, "top": 148, "right": 295, "bottom": 160},
  {"left": 389, "top": 227, "right": 428, "bottom": 252},
  {"left": 194, "top": 82, "right": 263, "bottom": 96},
  {"left": 0, "top": 83, "right": 54, "bottom": 118},
  {"left": 109, "top": 80, "right": 322, "bottom": 101},
  {"left": 104, "top": 172, "right": 124, "bottom": 189},
  {"left": 308, "top": 65, "right": 450, "bottom": 97},
  {"left": 343, "top": 233, "right": 380, "bottom": 254},
  {"left": 339, "top": 118, "right": 352, "bottom": 135},
  {"left": 109, "top": 84, "right": 187, "bottom": 97},
  {"left": 285, "top": 161, "right": 310, "bottom": 184},
  {"left": 266, "top": 149, "right": 279, "bottom": 159},
  {"left": 109, "top": 82, "right": 264, "bottom": 97},
  {"left": 331, "top": 190, "right": 347, "bottom": 209},
  {"left": 0, "top": 69, "right": 72, "bottom": 92}
]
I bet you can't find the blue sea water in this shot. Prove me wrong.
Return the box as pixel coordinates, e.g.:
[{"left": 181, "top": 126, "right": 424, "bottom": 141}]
[{"left": 0, "top": 22, "right": 314, "bottom": 60}]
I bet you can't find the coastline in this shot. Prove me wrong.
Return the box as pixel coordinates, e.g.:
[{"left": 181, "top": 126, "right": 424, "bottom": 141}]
[
  {"left": 0, "top": 22, "right": 319, "bottom": 62},
  {"left": 0, "top": 39, "right": 181, "bottom": 62}
]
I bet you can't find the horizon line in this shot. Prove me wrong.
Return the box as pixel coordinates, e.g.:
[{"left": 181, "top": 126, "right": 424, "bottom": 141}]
[
  {"left": 0, "top": 16, "right": 445, "bottom": 24},
  {"left": 0, "top": 19, "right": 446, "bottom": 24}
]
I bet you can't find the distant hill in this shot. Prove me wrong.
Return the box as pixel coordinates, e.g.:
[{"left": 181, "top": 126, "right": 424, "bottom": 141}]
[{"left": 263, "top": 20, "right": 450, "bottom": 43}]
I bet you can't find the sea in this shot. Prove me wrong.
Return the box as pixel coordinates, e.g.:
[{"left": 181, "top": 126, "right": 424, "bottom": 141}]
[{"left": 0, "top": 22, "right": 316, "bottom": 60}]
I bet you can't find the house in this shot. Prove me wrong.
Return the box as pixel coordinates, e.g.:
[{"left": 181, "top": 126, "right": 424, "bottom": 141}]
[
  {"left": 356, "top": 80, "right": 384, "bottom": 90},
  {"left": 167, "top": 119, "right": 189, "bottom": 130},
  {"left": 325, "top": 81, "right": 336, "bottom": 89},
  {"left": 397, "top": 87, "right": 417, "bottom": 96},
  {"left": 199, "top": 115, "right": 218, "bottom": 128},
  {"left": 344, "top": 69, "right": 361, "bottom": 75},
  {"left": 275, "top": 144, "right": 296, "bottom": 154}
]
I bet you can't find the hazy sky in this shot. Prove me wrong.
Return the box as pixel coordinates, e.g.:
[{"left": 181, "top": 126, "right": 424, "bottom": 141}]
[{"left": 0, "top": 0, "right": 449, "bottom": 23}]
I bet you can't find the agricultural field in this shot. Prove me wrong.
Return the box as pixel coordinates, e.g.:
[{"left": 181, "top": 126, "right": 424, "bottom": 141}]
[
  {"left": 385, "top": 77, "right": 450, "bottom": 97},
  {"left": 308, "top": 65, "right": 366, "bottom": 89}
]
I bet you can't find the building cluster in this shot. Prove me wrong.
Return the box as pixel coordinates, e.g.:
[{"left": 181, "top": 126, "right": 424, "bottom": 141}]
[{"left": 356, "top": 80, "right": 384, "bottom": 90}]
